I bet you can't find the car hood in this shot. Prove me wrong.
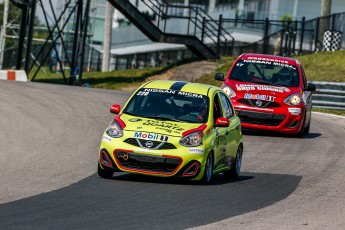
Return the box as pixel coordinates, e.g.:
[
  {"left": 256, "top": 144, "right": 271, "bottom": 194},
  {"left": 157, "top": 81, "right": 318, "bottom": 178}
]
[{"left": 120, "top": 113, "right": 204, "bottom": 137}]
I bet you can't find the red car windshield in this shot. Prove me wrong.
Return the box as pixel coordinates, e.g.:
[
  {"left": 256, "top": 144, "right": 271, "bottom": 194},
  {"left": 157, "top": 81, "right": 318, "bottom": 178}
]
[{"left": 229, "top": 60, "right": 300, "bottom": 87}]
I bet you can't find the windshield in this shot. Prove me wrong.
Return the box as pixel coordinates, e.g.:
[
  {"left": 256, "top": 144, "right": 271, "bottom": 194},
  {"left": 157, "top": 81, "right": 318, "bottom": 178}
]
[
  {"left": 123, "top": 88, "right": 209, "bottom": 123},
  {"left": 230, "top": 59, "right": 299, "bottom": 87}
]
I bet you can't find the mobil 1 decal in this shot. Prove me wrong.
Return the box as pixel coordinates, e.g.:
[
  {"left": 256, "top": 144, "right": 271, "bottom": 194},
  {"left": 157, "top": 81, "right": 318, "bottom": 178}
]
[
  {"left": 244, "top": 93, "right": 276, "bottom": 102},
  {"left": 134, "top": 132, "right": 169, "bottom": 142}
]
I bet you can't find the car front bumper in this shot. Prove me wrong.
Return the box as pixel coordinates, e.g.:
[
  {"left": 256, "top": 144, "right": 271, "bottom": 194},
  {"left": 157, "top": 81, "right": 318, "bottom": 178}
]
[
  {"left": 235, "top": 105, "right": 305, "bottom": 134},
  {"left": 99, "top": 137, "right": 208, "bottom": 181}
]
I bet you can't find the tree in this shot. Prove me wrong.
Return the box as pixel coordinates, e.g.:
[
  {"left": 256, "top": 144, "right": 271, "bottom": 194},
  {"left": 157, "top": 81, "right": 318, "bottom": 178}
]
[
  {"left": 0, "top": 1, "right": 47, "bottom": 48},
  {"left": 0, "top": 1, "right": 48, "bottom": 68}
]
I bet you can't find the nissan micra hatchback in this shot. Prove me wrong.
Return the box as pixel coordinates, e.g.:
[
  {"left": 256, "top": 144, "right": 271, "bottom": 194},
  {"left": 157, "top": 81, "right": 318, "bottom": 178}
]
[
  {"left": 215, "top": 53, "right": 316, "bottom": 137},
  {"left": 98, "top": 80, "right": 243, "bottom": 183}
]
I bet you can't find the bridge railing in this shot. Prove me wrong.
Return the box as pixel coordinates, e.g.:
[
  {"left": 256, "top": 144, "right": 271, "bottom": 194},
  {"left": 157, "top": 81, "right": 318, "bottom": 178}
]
[{"left": 142, "top": 0, "right": 235, "bottom": 58}]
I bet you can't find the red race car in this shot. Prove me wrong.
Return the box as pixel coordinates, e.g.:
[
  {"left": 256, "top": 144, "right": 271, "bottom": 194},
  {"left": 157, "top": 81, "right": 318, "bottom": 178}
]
[{"left": 215, "top": 53, "right": 316, "bottom": 137}]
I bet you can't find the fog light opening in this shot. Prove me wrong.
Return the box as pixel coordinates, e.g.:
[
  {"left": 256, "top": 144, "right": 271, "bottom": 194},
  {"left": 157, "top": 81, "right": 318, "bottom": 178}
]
[
  {"left": 100, "top": 150, "right": 113, "bottom": 167},
  {"left": 288, "top": 120, "right": 299, "bottom": 128},
  {"left": 182, "top": 162, "right": 200, "bottom": 177}
]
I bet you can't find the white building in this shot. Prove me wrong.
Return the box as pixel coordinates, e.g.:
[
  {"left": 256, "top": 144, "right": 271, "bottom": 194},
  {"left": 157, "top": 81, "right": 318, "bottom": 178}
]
[
  {"left": 70, "top": 0, "right": 345, "bottom": 70},
  {"left": 111, "top": 0, "right": 345, "bottom": 46}
]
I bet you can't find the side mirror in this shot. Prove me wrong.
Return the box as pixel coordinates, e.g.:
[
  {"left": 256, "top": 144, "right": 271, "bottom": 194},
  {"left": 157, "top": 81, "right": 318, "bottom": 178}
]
[
  {"left": 215, "top": 73, "right": 225, "bottom": 81},
  {"left": 110, "top": 104, "right": 121, "bottom": 114},
  {"left": 215, "top": 117, "right": 229, "bottom": 127},
  {"left": 306, "top": 83, "right": 316, "bottom": 92}
]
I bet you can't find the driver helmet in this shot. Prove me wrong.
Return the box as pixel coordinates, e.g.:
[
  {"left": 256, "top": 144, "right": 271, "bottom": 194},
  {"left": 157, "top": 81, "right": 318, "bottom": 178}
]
[{"left": 278, "top": 68, "right": 292, "bottom": 83}]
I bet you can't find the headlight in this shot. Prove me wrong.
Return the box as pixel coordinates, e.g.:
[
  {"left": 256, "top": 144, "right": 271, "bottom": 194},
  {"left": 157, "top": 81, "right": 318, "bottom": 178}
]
[
  {"left": 106, "top": 120, "right": 123, "bottom": 138},
  {"left": 222, "top": 85, "right": 236, "bottom": 98},
  {"left": 284, "top": 93, "right": 302, "bottom": 106},
  {"left": 179, "top": 131, "right": 203, "bottom": 147}
]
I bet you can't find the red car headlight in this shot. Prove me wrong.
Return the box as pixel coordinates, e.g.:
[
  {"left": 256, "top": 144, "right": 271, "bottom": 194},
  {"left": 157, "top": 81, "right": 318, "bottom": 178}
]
[
  {"left": 222, "top": 85, "right": 236, "bottom": 98},
  {"left": 284, "top": 93, "right": 302, "bottom": 106}
]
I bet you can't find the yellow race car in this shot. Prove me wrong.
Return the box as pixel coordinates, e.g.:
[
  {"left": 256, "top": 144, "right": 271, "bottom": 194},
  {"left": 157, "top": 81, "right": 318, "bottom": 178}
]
[{"left": 98, "top": 80, "right": 243, "bottom": 183}]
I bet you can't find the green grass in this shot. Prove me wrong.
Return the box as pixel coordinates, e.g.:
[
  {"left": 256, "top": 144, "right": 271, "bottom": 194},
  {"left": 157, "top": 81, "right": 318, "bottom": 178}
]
[
  {"left": 30, "top": 58, "right": 199, "bottom": 90},
  {"left": 30, "top": 51, "right": 345, "bottom": 116},
  {"left": 312, "top": 108, "right": 345, "bottom": 116},
  {"left": 30, "top": 51, "right": 345, "bottom": 87},
  {"left": 82, "top": 67, "right": 164, "bottom": 90},
  {"left": 30, "top": 66, "right": 166, "bottom": 90},
  {"left": 194, "top": 56, "right": 236, "bottom": 87},
  {"left": 296, "top": 50, "right": 345, "bottom": 82}
]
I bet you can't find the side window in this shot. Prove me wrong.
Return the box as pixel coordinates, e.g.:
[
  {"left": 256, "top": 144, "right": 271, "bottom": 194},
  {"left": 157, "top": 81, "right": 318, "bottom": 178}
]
[
  {"left": 213, "top": 94, "right": 223, "bottom": 123},
  {"left": 219, "top": 93, "right": 234, "bottom": 119}
]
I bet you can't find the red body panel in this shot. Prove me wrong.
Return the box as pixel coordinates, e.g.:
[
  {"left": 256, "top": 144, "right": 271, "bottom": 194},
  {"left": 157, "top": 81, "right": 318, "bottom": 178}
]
[{"left": 221, "top": 53, "right": 312, "bottom": 134}]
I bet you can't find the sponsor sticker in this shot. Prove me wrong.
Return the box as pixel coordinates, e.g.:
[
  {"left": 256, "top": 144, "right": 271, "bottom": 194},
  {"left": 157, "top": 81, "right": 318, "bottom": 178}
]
[
  {"left": 140, "top": 88, "right": 204, "bottom": 98},
  {"left": 244, "top": 93, "right": 276, "bottom": 102},
  {"left": 236, "top": 84, "right": 290, "bottom": 93},
  {"left": 143, "top": 120, "right": 184, "bottom": 134},
  {"left": 102, "top": 136, "right": 112, "bottom": 142},
  {"left": 134, "top": 132, "right": 159, "bottom": 140},
  {"left": 134, "top": 132, "right": 169, "bottom": 141},
  {"left": 136, "top": 91, "right": 150, "bottom": 96},
  {"left": 245, "top": 57, "right": 297, "bottom": 69},
  {"left": 288, "top": 108, "right": 301, "bottom": 115},
  {"left": 189, "top": 148, "right": 204, "bottom": 154},
  {"left": 129, "top": 118, "right": 142, "bottom": 122}
]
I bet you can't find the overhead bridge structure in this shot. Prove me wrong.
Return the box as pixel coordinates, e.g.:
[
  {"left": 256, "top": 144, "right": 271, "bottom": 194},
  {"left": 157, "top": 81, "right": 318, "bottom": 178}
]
[
  {"left": 107, "top": 0, "right": 231, "bottom": 60},
  {"left": 10, "top": 0, "right": 233, "bottom": 85}
]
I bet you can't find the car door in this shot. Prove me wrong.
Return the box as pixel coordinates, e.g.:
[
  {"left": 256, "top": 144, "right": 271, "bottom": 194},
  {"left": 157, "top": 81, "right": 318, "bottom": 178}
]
[
  {"left": 212, "top": 92, "right": 229, "bottom": 171},
  {"left": 219, "top": 92, "right": 239, "bottom": 160},
  {"left": 301, "top": 66, "right": 313, "bottom": 124}
]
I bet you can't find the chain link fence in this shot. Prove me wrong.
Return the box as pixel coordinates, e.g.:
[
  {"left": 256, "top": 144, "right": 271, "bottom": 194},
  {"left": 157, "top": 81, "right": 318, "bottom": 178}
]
[{"left": 228, "top": 12, "right": 345, "bottom": 57}]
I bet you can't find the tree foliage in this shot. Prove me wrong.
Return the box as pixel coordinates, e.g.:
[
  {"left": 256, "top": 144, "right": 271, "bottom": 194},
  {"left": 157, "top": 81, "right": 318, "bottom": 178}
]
[
  {"left": 0, "top": 2, "right": 48, "bottom": 46},
  {"left": 0, "top": 1, "right": 48, "bottom": 68}
]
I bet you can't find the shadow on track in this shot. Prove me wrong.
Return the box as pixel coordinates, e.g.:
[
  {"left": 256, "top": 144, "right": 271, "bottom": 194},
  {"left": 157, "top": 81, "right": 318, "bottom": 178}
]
[
  {"left": 242, "top": 128, "right": 322, "bottom": 139},
  {"left": 110, "top": 172, "right": 254, "bottom": 186},
  {"left": 0, "top": 172, "right": 301, "bottom": 230}
]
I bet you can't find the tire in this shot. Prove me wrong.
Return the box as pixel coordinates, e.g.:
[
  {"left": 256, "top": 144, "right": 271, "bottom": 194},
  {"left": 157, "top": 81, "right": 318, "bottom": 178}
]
[
  {"left": 98, "top": 162, "right": 114, "bottom": 179},
  {"left": 296, "top": 114, "right": 306, "bottom": 138},
  {"left": 223, "top": 146, "right": 243, "bottom": 179},
  {"left": 201, "top": 153, "right": 213, "bottom": 184},
  {"left": 303, "top": 119, "right": 310, "bottom": 135},
  {"left": 304, "top": 113, "right": 311, "bottom": 135}
]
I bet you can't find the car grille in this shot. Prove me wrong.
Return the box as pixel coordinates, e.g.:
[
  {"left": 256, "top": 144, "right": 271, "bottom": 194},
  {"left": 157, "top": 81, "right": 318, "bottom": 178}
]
[
  {"left": 237, "top": 110, "right": 285, "bottom": 126},
  {"left": 114, "top": 150, "right": 182, "bottom": 174},
  {"left": 124, "top": 138, "right": 177, "bottom": 150},
  {"left": 237, "top": 98, "right": 281, "bottom": 108}
]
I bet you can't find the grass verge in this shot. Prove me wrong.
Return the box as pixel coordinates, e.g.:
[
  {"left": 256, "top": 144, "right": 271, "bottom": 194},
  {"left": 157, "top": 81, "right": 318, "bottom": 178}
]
[
  {"left": 312, "top": 108, "right": 345, "bottom": 116},
  {"left": 29, "top": 51, "right": 344, "bottom": 116}
]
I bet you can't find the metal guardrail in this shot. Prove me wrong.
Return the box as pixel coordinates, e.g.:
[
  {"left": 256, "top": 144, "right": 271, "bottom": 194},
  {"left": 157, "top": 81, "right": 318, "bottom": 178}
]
[{"left": 311, "top": 81, "right": 345, "bottom": 110}]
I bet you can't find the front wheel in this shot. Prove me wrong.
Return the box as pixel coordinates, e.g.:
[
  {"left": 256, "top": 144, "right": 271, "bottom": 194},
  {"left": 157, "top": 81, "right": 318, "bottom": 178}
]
[
  {"left": 98, "top": 163, "right": 114, "bottom": 179},
  {"left": 223, "top": 146, "right": 243, "bottom": 179},
  {"left": 304, "top": 116, "right": 311, "bottom": 135},
  {"left": 296, "top": 112, "right": 307, "bottom": 137},
  {"left": 201, "top": 153, "right": 213, "bottom": 184}
]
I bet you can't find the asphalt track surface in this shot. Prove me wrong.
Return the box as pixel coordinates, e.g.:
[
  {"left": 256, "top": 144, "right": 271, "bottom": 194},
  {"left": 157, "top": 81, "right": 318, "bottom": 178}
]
[{"left": 0, "top": 81, "right": 344, "bottom": 230}]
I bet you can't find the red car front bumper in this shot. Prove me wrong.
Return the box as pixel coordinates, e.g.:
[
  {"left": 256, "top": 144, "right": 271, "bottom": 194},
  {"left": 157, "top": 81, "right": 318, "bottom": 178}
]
[{"left": 234, "top": 104, "right": 305, "bottom": 134}]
